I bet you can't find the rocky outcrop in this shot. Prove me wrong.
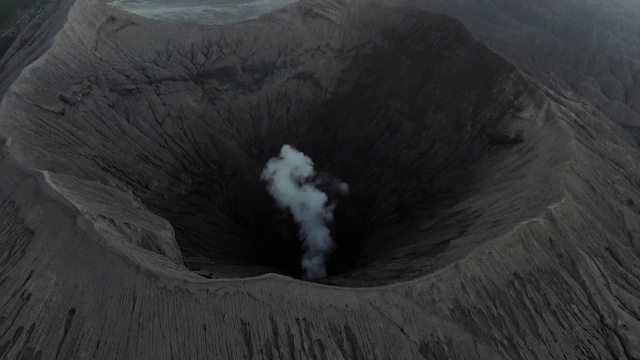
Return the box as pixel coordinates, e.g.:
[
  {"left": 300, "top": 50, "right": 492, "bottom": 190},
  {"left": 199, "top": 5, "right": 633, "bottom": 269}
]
[{"left": 1, "top": 0, "right": 640, "bottom": 359}]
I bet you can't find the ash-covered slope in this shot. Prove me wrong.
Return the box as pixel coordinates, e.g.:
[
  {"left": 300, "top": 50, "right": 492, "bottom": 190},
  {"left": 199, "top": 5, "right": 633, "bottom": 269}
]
[
  {"left": 0, "top": 0, "right": 77, "bottom": 98},
  {"left": 1, "top": 0, "right": 640, "bottom": 359},
  {"left": 399, "top": 0, "right": 640, "bottom": 144}
]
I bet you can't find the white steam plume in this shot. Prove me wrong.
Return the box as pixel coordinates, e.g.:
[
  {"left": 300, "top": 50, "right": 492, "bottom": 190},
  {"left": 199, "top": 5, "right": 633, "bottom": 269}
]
[{"left": 261, "top": 145, "right": 348, "bottom": 279}]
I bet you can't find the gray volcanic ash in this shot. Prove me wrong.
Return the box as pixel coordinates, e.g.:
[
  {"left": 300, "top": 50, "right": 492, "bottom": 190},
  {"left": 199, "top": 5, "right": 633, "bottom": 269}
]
[{"left": 1, "top": 0, "right": 640, "bottom": 359}]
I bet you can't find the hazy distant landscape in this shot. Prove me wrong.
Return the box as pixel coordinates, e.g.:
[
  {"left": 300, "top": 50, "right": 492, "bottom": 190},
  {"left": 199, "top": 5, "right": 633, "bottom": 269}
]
[{"left": 110, "top": 0, "right": 298, "bottom": 24}]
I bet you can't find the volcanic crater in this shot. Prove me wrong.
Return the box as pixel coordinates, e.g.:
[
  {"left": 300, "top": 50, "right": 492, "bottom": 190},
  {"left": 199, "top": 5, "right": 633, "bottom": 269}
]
[
  {"left": 1, "top": 0, "right": 568, "bottom": 287},
  {"left": 3, "top": 0, "right": 640, "bottom": 358}
]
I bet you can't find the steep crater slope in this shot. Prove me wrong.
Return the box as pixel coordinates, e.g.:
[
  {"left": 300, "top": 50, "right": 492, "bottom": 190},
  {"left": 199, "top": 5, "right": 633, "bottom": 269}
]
[
  {"left": 0, "top": 0, "right": 77, "bottom": 99},
  {"left": 399, "top": 0, "right": 640, "bottom": 143},
  {"left": 1, "top": 0, "right": 567, "bottom": 286}
]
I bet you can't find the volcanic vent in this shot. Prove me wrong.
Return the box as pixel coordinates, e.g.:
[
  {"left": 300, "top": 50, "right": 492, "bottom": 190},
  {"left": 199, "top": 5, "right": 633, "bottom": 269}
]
[{"left": 1, "top": 0, "right": 569, "bottom": 286}]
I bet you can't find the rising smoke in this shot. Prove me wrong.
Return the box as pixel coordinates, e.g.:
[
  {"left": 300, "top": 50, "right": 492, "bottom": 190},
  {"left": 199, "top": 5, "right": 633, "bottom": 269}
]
[{"left": 261, "top": 145, "right": 348, "bottom": 279}]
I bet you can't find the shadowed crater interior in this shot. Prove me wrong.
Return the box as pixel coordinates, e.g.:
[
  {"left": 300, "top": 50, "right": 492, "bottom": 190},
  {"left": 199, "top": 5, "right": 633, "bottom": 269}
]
[{"left": 136, "top": 25, "right": 535, "bottom": 284}]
